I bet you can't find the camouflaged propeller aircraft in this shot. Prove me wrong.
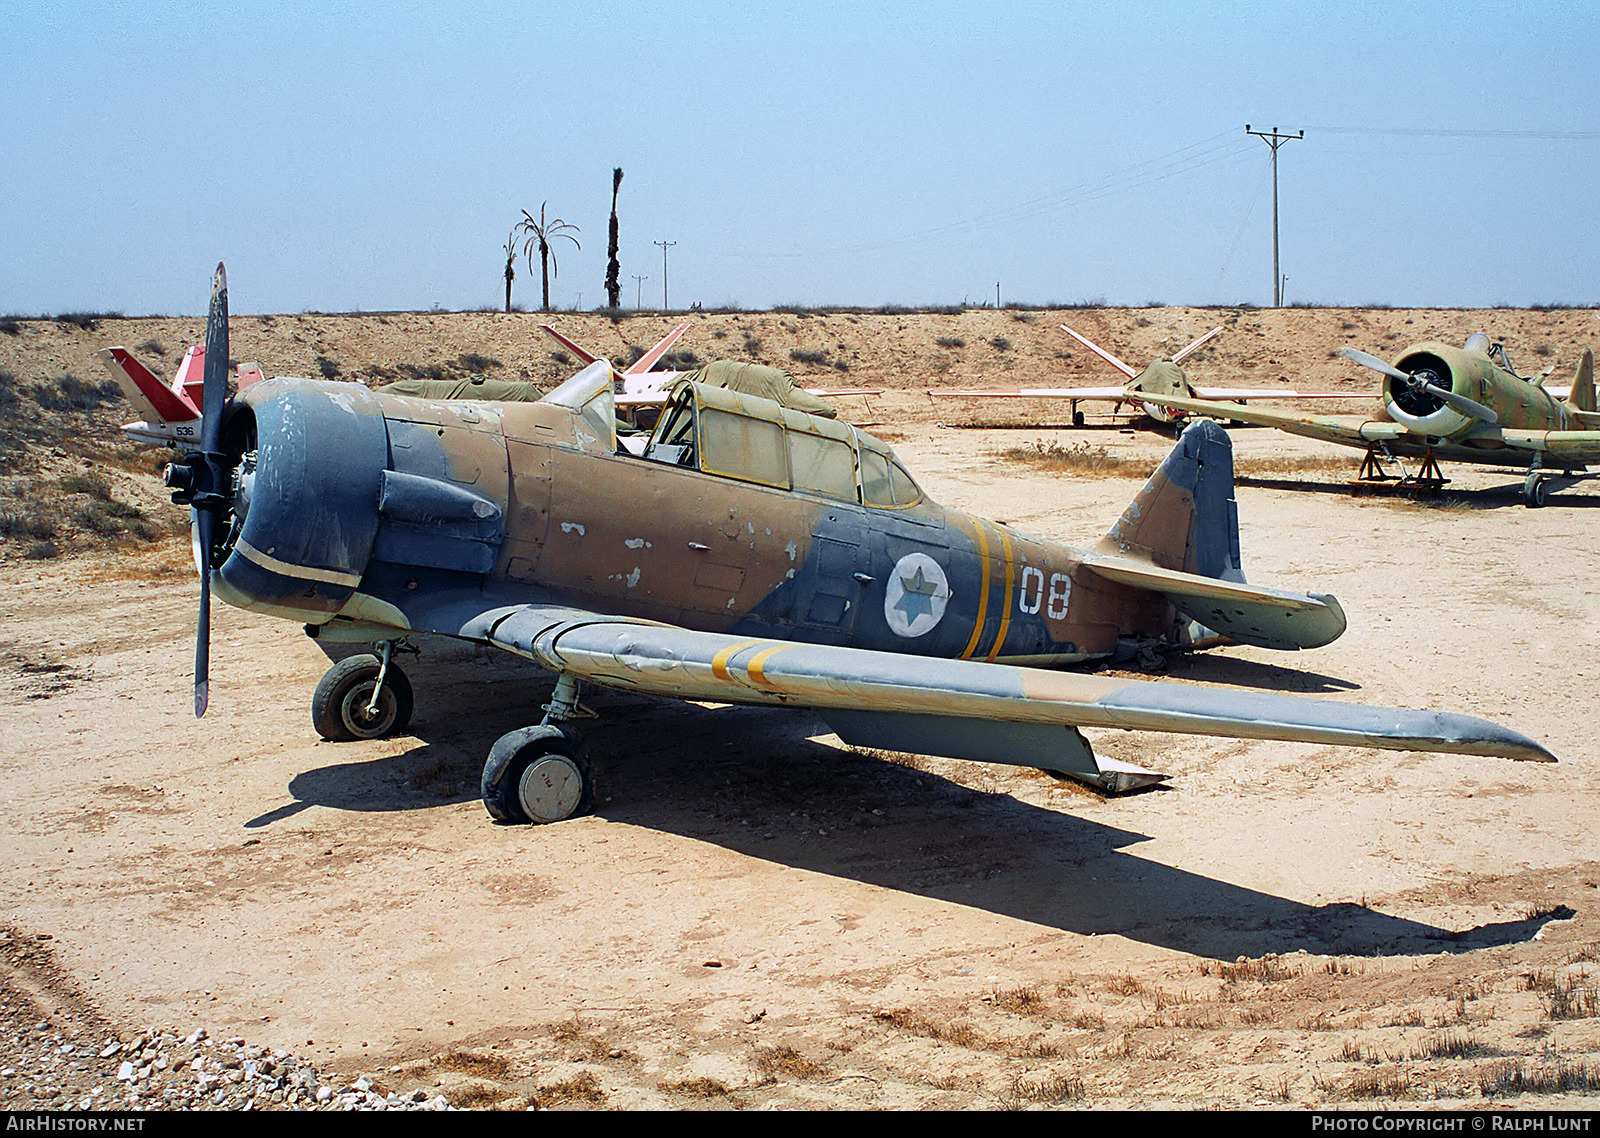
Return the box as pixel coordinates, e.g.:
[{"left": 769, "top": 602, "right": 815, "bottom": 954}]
[
  {"left": 927, "top": 323, "right": 1349, "bottom": 427},
  {"left": 1137, "top": 336, "right": 1600, "bottom": 507},
  {"left": 154, "top": 265, "right": 1552, "bottom": 826}
]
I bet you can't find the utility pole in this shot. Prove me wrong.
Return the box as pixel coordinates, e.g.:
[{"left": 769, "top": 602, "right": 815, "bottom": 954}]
[
  {"left": 632, "top": 275, "right": 648, "bottom": 310},
  {"left": 996, "top": 281, "right": 1001, "bottom": 308},
  {"left": 1245, "top": 125, "right": 1303, "bottom": 307},
  {"left": 654, "top": 240, "right": 676, "bottom": 311}
]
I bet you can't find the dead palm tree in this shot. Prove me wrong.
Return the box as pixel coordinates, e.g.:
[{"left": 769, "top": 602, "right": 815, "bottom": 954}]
[
  {"left": 518, "top": 204, "right": 581, "bottom": 313},
  {"left": 502, "top": 227, "right": 519, "bottom": 313}
]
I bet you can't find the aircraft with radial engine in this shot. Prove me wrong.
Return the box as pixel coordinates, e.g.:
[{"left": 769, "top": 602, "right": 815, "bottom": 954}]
[
  {"left": 1136, "top": 336, "right": 1600, "bottom": 507},
  {"left": 148, "top": 264, "right": 1553, "bottom": 826},
  {"left": 927, "top": 323, "right": 1354, "bottom": 427}
]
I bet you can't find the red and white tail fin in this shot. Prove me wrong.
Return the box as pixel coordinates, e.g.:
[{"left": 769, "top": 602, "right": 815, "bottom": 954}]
[
  {"left": 1059, "top": 324, "right": 1139, "bottom": 379},
  {"left": 625, "top": 323, "right": 690, "bottom": 376},
  {"left": 539, "top": 324, "right": 602, "bottom": 366},
  {"left": 98, "top": 345, "right": 203, "bottom": 443},
  {"left": 1171, "top": 326, "right": 1224, "bottom": 365}
]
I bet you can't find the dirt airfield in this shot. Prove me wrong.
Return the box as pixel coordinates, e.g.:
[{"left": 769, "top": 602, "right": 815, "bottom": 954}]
[{"left": 3, "top": 305, "right": 1600, "bottom": 1109}]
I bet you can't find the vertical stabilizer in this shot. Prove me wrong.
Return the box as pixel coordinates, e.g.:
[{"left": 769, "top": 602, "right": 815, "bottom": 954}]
[
  {"left": 1099, "top": 419, "right": 1243, "bottom": 583},
  {"left": 1566, "top": 349, "right": 1596, "bottom": 413}
]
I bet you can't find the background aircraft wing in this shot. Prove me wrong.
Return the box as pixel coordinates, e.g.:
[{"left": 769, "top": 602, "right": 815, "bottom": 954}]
[
  {"left": 927, "top": 385, "right": 1132, "bottom": 401},
  {"left": 1135, "top": 392, "right": 1407, "bottom": 448},
  {"left": 1189, "top": 386, "right": 1363, "bottom": 401},
  {"left": 469, "top": 605, "right": 1553, "bottom": 779}
]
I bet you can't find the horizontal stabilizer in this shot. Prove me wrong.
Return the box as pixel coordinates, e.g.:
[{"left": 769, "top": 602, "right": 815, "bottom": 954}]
[{"left": 1083, "top": 554, "right": 1347, "bottom": 650}]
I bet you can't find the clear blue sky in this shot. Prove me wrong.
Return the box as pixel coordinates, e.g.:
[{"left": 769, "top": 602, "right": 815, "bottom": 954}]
[{"left": 3, "top": 1, "right": 1596, "bottom": 315}]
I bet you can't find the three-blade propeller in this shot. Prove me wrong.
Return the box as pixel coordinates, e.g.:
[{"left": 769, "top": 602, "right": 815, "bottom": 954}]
[
  {"left": 1341, "top": 347, "right": 1499, "bottom": 425},
  {"left": 162, "top": 263, "right": 231, "bottom": 717}
]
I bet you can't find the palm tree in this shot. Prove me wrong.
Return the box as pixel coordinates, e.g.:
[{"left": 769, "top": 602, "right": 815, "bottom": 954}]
[
  {"left": 605, "top": 168, "right": 623, "bottom": 309},
  {"left": 518, "top": 204, "right": 581, "bottom": 313},
  {"left": 502, "top": 227, "right": 519, "bottom": 313}
]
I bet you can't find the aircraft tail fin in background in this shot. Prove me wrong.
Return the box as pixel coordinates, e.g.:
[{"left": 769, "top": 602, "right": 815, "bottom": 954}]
[
  {"left": 1565, "top": 349, "right": 1596, "bottom": 413},
  {"left": 98, "top": 345, "right": 201, "bottom": 424},
  {"left": 1099, "top": 419, "right": 1243, "bottom": 583}
]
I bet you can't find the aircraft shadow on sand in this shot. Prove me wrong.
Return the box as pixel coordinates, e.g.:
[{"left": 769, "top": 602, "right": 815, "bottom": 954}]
[{"left": 244, "top": 654, "right": 1558, "bottom": 963}]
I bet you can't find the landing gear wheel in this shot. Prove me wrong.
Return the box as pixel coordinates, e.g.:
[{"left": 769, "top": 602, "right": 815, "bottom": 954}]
[
  {"left": 1523, "top": 473, "right": 1550, "bottom": 508},
  {"left": 311, "top": 654, "right": 414, "bottom": 741},
  {"left": 1072, "top": 410, "right": 1086, "bottom": 427},
  {"left": 481, "top": 725, "right": 593, "bottom": 824}
]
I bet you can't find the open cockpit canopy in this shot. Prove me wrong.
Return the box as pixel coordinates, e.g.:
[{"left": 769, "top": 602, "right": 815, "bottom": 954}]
[{"left": 644, "top": 382, "right": 923, "bottom": 508}]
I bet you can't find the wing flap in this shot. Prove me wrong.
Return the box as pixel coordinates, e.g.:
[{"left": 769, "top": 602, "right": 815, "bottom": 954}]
[
  {"left": 1082, "top": 554, "right": 1347, "bottom": 650},
  {"left": 482, "top": 605, "right": 1553, "bottom": 763}
]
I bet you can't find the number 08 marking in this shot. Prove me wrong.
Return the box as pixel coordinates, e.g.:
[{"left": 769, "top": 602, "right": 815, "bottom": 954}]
[{"left": 1018, "top": 568, "right": 1071, "bottom": 620}]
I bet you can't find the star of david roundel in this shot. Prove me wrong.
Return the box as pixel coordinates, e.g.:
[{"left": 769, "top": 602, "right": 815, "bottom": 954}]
[{"left": 883, "top": 552, "right": 950, "bottom": 638}]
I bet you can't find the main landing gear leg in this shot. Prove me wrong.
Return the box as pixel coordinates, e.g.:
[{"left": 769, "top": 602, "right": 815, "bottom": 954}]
[{"left": 480, "top": 674, "right": 596, "bottom": 825}]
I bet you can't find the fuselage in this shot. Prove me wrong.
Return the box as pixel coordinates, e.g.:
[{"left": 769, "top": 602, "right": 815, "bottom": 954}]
[{"left": 210, "top": 377, "right": 1182, "bottom": 669}]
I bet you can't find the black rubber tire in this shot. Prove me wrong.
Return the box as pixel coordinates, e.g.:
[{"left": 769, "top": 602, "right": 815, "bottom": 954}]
[
  {"left": 481, "top": 725, "right": 593, "bottom": 824},
  {"left": 1524, "top": 474, "right": 1549, "bottom": 508},
  {"left": 311, "top": 655, "right": 414, "bottom": 742},
  {"left": 1072, "top": 411, "right": 1086, "bottom": 427}
]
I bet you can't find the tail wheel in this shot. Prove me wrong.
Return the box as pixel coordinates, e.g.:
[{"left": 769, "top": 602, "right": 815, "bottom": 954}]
[
  {"left": 312, "top": 654, "right": 414, "bottom": 741},
  {"left": 481, "top": 725, "right": 593, "bottom": 824}
]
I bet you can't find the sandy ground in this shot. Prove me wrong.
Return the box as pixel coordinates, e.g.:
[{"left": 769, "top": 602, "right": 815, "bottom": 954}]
[{"left": 3, "top": 308, "right": 1600, "bottom": 1109}]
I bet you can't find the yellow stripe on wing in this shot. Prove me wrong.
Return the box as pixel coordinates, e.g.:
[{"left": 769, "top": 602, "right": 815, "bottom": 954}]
[{"left": 711, "top": 640, "right": 763, "bottom": 683}]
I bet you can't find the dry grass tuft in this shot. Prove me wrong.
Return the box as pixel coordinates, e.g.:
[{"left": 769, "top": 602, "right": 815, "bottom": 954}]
[
  {"left": 538, "top": 1069, "right": 606, "bottom": 1105},
  {"left": 436, "top": 1049, "right": 513, "bottom": 1079},
  {"left": 998, "top": 440, "right": 1152, "bottom": 478},
  {"left": 989, "top": 986, "right": 1044, "bottom": 1015},
  {"left": 1481, "top": 1058, "right": 1600, "bottom": 1097},
  {"left": 999, "top": 1070, "right": 1085, "bottom": 1107},
  {"left": 658, "top": 1076, "right": 732, "bottom": 1097},
  {"left": 754, "top": 1044, "right": 827, "bottom": 1081},
  {"left": 1315, "top": 1068, "right": 1413, "bottom": 1101}
]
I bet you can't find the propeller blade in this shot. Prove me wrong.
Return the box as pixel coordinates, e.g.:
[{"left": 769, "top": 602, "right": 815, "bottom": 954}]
[
  {"left": 1420, "top": 380, "right": 1499, "bottom": 425},
  {"left": 1340, "top": 347, "right": 1412, "bottom": 383},
  {"left": 192, "top": 262, "right": 228, "bottom": 717},
  {"left": 200, "top": 263, "right": 228, "bottom": 453},
  {"left": 195, "top": 507, "right": 212, "bottom": 718}
]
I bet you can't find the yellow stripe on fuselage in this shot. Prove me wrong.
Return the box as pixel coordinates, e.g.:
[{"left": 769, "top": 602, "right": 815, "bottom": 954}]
[
  {"left": 959, "top": 515, "right": 992, "bottom": 660},
  {"left": 986, "top": 526, "right": 1016, "bottom": 662}
]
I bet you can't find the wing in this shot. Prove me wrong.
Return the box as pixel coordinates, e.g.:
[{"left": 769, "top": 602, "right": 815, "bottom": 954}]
[
  {"left": 1135, "top": 391, "right": 1407, "bottom": 448},
  {"left": 1498, "top": 429, "right": 1600, "bottom": 464},
  {"left": 927, "top": 385, "right": 1134, "bottom": 401},
  {"left": 467, "top": 604, "right": 1552, "bottom": 789},
  {"left": 1189, "top": 386, "right": 1365, "bottom": 401}
]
